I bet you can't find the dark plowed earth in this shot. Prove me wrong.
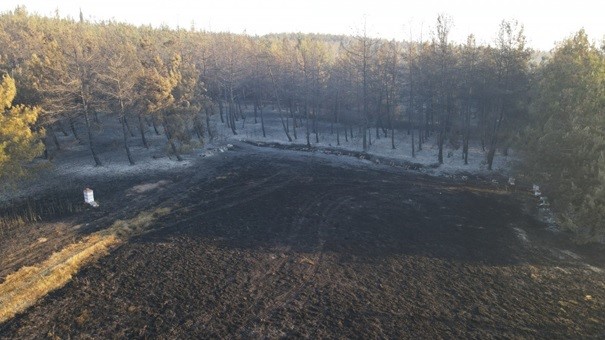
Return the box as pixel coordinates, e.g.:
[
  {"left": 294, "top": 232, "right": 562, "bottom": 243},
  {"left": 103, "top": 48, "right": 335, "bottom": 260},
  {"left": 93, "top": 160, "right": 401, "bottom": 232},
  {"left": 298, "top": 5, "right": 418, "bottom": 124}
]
[{"left": 2, "top": 145, "right": 604, "bottom": 338}]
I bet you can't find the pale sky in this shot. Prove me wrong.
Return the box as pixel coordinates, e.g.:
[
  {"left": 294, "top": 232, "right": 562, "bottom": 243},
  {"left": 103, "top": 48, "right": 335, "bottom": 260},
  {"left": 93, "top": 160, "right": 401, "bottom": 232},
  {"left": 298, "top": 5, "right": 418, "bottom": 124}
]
[{"left": 2, "top": 0, "right": 604, "bottom": 51}]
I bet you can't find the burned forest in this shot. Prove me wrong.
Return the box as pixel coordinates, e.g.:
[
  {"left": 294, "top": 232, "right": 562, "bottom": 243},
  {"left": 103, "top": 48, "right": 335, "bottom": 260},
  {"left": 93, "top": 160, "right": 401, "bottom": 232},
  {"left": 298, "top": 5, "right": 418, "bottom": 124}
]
[{"left": 1, "top": 5, "right": 604, "bottom": 338}]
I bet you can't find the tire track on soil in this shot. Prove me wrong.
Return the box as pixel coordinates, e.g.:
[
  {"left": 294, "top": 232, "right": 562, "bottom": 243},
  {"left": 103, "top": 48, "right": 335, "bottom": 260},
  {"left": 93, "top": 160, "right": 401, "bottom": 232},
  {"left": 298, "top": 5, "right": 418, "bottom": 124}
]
[{"left": 237, "top": 186, "right": 354, "bottom": 336}]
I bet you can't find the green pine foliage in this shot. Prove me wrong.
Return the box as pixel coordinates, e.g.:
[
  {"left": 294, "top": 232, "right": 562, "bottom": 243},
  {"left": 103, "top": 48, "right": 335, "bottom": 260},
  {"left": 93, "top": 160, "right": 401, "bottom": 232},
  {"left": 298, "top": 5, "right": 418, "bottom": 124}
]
[
  {"left": 522, "top": 30, "right": 605, "bottom": 241},
  {"left": 0, "top": 75, "right": 44, "bottom": 180}
]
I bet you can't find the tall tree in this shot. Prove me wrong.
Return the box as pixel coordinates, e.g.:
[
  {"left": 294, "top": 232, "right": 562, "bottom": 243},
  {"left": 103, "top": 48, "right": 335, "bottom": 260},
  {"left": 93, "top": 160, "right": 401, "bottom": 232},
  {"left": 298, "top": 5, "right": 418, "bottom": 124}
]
[
  {"left": 296, "top": 36, "right": 329, "bottom": 146},
  {"left": 342, "top": 24, "right": 378, "bottom": 151},
  {"left": 523, "top": 30, "right": 605, "bottom": 239},
  {"left": 96, "top": 26, "right": 142, "bottom": 165},
  {"left": 433, "top": 14, "right": 455, "bottom": 164},
  {"left": 27, "top": 22, "right": 104, "bottom": 166},
  {"left": 459, "top": 34, "right": 479, "bottom": 165},
  {"left": 134, "top": 54, "right": 176, "bottom": 150},
  {"left": 376, "top": 41, "right": 399, "bottom": 151},
  {"left": 486, "top": 20, "right": 530, "bottom": 170},
  {"left": 0, "top": 74, "right": 44, "bottom": 180}
]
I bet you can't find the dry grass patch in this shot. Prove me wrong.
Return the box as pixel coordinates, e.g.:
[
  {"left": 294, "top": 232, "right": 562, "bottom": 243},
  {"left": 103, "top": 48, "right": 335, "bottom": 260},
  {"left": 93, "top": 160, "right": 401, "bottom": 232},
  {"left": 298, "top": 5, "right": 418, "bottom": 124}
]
[
  {"left": 127, "top": 180, "right": 171, "bottom": 195},
  {"left": 441, "top": 185, "right": 512, "bottom": 195},
  {"left": 0, "top": 234, "right": 119, "bottom": 323},
  {"left": 0, "top": 207, "right": 171, "bottom": 324},
  {"left": 106, "top": 207, "right": 171, "bottom": 237}
]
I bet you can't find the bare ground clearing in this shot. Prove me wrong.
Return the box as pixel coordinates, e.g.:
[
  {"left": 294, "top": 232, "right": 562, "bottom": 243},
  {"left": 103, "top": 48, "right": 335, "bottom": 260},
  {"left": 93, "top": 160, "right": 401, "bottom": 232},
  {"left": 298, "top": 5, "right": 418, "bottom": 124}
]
[{"left": 0, "top": 143, "right": 604, "bottom": 338}]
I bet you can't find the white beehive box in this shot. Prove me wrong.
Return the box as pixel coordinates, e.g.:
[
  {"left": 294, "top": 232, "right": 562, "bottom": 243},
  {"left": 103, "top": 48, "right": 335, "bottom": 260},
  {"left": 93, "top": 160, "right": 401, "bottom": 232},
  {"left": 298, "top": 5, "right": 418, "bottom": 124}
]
[
  {"left": 84, "top": 188, "right": 94, "bottom": 203},
  {"left": 83, "top": 188, "right": 99, "bottom": 207},
  {"left": 84, "top": 188, "right": 99, "bottom": 208}
]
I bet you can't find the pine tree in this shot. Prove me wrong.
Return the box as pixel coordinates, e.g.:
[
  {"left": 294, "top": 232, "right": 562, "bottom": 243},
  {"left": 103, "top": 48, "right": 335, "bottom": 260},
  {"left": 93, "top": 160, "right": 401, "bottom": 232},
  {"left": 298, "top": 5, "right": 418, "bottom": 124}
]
[
  {"left": 0, "top": 75, "right": 44, "bottom": 180},
  {"left": 523, "top": 30, "right": 605, "bottom": 240}
]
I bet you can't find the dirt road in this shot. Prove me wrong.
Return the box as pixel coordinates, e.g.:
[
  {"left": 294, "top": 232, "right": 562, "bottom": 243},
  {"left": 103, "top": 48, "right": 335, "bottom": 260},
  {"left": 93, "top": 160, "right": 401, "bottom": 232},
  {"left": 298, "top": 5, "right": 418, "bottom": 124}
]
[{"left": 1, "top": 144, "right": 604, "bottom": 338}]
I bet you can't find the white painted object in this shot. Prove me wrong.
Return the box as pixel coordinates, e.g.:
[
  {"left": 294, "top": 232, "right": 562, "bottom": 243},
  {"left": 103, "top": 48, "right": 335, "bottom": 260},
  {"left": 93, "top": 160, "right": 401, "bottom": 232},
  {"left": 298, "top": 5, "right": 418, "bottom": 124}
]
[
  {"left": 84, "top": 188, "right": 94, "bottom": 203},
  {"left": 83, "top": 188, "right": 99, "bottom": 208}
]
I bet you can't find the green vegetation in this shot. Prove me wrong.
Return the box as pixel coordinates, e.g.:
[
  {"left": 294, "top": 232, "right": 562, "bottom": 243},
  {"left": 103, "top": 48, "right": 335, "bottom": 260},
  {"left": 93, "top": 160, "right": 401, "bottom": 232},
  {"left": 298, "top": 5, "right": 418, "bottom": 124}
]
[
  {"left": 522, "top": 30, "right": 605, "bottom": 242},
  {"left": 0, "top": 74, "right": 44, "bottom": 181},
  {"left": 0, "top": 7, "right": 604, "bottom": 241}
]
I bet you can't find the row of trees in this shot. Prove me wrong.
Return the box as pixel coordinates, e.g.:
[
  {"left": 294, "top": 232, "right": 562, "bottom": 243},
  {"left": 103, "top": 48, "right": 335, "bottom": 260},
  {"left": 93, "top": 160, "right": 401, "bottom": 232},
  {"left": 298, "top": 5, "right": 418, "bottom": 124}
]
[
  {"left": 1, "top": 7, "right": 604, "bottom": 240},
  {"left": 206, "top": 18, "right": 531, "bottom": 172},
  {"left": 523, "top": 30, "right": 605, "bottom": 241},
  {"left": 0, "top": 8, "right": 531, "bottom": 170},
  {"left": 1, "top": 7, "right": 209, "bottom": 167}
]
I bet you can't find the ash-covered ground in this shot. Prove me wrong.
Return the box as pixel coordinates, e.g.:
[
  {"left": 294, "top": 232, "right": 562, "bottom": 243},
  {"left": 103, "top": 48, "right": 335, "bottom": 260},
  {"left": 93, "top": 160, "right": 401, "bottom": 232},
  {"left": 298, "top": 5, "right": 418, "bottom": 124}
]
[
  {"left": 1, "top": 112, "right": 603, "bottom": 338},
  {"left": 1, "top": 142, "right": 604, "bottom": 338}
]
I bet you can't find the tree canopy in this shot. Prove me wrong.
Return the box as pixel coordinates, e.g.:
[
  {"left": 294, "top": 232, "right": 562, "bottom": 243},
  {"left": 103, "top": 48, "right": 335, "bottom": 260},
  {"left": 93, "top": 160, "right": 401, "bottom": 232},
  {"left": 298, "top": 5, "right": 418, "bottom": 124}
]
[
  {"left": 522, "top": 30, "right": 605, "bottom": 241},
  {"left": 0, "top": 74, "right": 44, "bottom": 180},
  {"left": 1, "top": 7, "right": 604, "bottom": 241}
]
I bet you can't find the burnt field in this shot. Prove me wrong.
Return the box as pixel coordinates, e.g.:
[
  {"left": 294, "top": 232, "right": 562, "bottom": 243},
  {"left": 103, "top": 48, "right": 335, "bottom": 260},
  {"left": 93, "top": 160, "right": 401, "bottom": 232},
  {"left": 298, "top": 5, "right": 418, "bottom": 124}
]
[{"left": 1, "top": 143, "right": 604, "bottom": 338}]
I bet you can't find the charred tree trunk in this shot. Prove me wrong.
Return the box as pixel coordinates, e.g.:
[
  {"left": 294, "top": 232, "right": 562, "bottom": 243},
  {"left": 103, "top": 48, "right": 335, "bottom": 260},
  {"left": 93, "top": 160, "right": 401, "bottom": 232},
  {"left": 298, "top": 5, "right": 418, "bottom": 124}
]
[
  {"left": 237, "top": 99, "right": 244, "bottom": 120},
  {"left": 152, "top": 116, "right": 161, "bottom": 135},
  {"left": 227, "top": 87, "right": 237, "bottom": 135},
  {"left": 229, "top": 103, "right": 237, "bottom": 135},
  {"left": 375, "top": 117, "right": 380, "bottom": 140},
  {"left": 313, "top": 106, "right": 319, "bottom": 144},
  {"left": 138, "top": 114, "right": 149, "bottom": 149},
  {"left": 438, "top": 127, "right": 445, "bottom": 164},
  {"left": 124, "top": 114, "right": 135, "bottom": 137},
  {"left": 259, "top": 103, "right": 266, "bottom": 138},
  {"left": 330, "top": 119, "right": 334, "bottom": 135},
  {"left": 69, "top": 116, "right": 82, "bottom": 143},
  {"left": 205, "top": 107, "right": 213, "bottom": 141},
  {"left": 218, "top": 100, "right": 225, "bottom": 123},
  {"left": 253, "top": 100, "right": 258, "bottom": 123},
  {"left": 362, "top": 120, "right": 367, "bottom": 150},
  {"left": 57, "top": 120, "right": 69, "bottom": 136},
  {"left": 418, "top": 108, "right": 423, "bottom": 151},
  {"left": 48, "top": 124, "right": 61, "bottom": 151},
  {"left": 344, "top": 124, "right": 348, "bottom": 142},
  {"left": 42, "top": 138, "right": 49, "bottom": 160},
  {"left": 487, "top": 105, "right": 504, "bottom": 171},
  {"left": 463, "top": 108, "right": 470, "bottom": 165},
  {"left": 411, "top": 127, "right": 415, "bottom": 158},
  {"left": 120, "top": 113, "right": 135, "bottom": 165},
  {"left": 335, "top": 94, "right": 340, "bottom": 146},
  {"left": 194, "top": 114, "right": 205, "bottom": 144},
  {"left": 82, "top": 105, "right": 102, "bottom": 166},
  {"left": 291, "top": 104, "right": 297, "bottom": 140},
  {"left": 392, "top": 125, "right": 396, "bottom": 151},
  {"left": 268, "top": 67, "right": 292, "bottom": 142},
  {"left": 277, "top": 106, "right": 292, "bottom": 142},
  {"left": 305, "top": 103, "right": 311, "bottom": 147},
  {"left": 163, "top": 115, "right": 183, "bottom": 162}
]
